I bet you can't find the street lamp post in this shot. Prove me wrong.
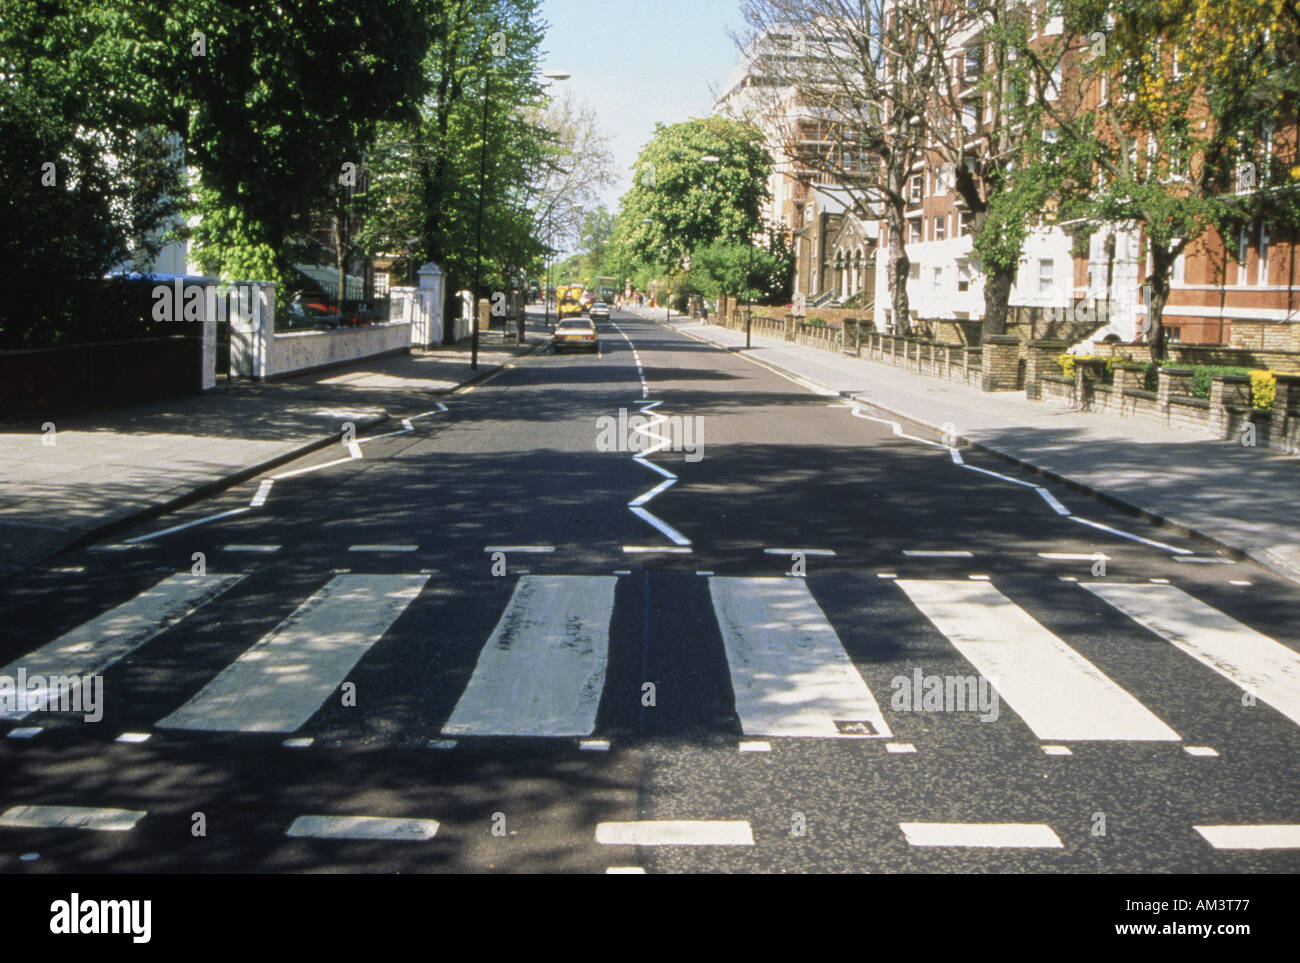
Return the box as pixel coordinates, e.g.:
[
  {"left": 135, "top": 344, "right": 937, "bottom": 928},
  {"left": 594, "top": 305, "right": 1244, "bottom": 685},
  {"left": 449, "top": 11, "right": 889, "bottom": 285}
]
[{"left": 471, "top": 67, "right": 568, "bottom": 370}]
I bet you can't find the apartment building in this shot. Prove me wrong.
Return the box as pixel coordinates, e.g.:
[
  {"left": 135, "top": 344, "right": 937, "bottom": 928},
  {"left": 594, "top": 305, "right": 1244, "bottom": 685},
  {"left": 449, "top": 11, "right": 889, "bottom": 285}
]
[
  {"left": 716, "top": 29, "right": 878, "bottom": 307},
  {"left": 873, "top": 1, "right": 1298, "bottom": 349}
]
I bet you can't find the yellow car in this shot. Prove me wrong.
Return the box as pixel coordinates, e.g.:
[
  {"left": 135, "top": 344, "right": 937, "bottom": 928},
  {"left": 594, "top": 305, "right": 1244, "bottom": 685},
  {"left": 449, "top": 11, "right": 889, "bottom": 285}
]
[{"left": 558, "top": 296, "right": 583, "bottom": 319}]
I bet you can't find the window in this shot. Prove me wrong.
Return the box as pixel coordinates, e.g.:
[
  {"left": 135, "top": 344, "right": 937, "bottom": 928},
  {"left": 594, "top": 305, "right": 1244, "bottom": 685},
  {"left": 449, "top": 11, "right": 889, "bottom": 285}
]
[
  {"left": 963, "top": 103, "right": 979, "bottom": 133},
  {"left": 909, "top": 175, "right": 922, "bottom": 203},
  {"left": 909, "top": 262, "right": 921, "bottom": 280},
  {"left": 958, "top": 261, "right": 973, "bottom": 292},
  {"left": 1047, "top": 62, "right": 1062, "bottom": 101},
  {"left": 908, "top": 219, "right": 921, "bottom": 244},
  {"left": 1238, "top": 225, "right": 1250, "bottom": 285},
  {"left": 931, "top": 266, "right": 944, "bottom": 294},
  {"left": 1173, "top": 247, "right": 1186, "bottom": 286},
  {"left": 1259, "top": 223, "right": 1269, "bottom": 284},
  {"left": 959, "top": 211, "right": 973, "bottom": 237},
  {"left": 1037, "top": 258, "right": 1054, "bottom": 296},
  {"left": 964, "top": 47, "right": 981, "bottom": 79},
  {"left": 1042, "top": 128, "right": 1058, "bottom": 144},
  {"left": 934, "top": 215, "right": 947, "bottom": 241}
]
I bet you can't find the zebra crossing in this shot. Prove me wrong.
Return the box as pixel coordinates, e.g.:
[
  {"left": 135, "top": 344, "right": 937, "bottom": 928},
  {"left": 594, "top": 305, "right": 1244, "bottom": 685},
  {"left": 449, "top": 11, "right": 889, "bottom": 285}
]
[{"left": 4, "top": 568, "right": 1299, "bottom": 751}]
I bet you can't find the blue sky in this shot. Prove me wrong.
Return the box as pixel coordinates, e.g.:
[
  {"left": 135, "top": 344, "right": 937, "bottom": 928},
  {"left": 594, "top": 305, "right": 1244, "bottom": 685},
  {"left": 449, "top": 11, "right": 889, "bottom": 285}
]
[{"left": 538, "top": 0, "right": 747, "bottom": 212}]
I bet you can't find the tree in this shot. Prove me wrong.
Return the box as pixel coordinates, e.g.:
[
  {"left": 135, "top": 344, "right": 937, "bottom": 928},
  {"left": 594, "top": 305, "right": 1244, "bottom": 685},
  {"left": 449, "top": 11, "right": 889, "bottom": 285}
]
[
  {"left": 1030, "top": 0, "right": 1300, "bottom": 357},
  {"left": 915, "top": 1, "right": 1096, "bottom": 340},
  {"left": 735, "top": 1, "right": 946, "bottom": 335},
  {"left": 620, "top": 116, "right": 772, "bottom": 271},
  {"left": 178, "top": 0, "right": 432, "bottom": 288},
  {"left": 0, "top": 0, "right": 185, "bottom": 346},
  {"left": 691, "top": 240, "right": 781, "bottom": 302},
  {"left": 520, "top": 92, "right": 617, "bottom": 258},
  {"left": 354, "top": 0, "right": 553, "bottom": 297}
]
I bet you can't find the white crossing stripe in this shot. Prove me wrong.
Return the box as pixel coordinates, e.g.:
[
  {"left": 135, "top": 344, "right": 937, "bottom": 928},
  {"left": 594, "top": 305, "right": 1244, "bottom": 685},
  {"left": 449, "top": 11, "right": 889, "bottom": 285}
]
[
  {"left": 442, "top": 576, "right": 617, "bottom": 737},
  {"left": 0, "top": 573, "right": 243, "bottom": 720},
  {"left": 709, "top": 577, "right": 892, "bottom": 739},
  {"left": 595, "top": 821, "right": 754, "bottom": 846},
  {"left": 1194, "top": 824, "right": 1300, "bottom": 850},
  {"left": 0, "top": 804, "right": 146, "bottom": 832},
  {"left": 157, "top": 574, "right": 427, "bottom": 733},
  {"left": 1081, "top": 581, "right": 1300, "bottom": 730},
  {"left": 903, "top": 550, "right": 973, "bottom": 558},
  {"left": 896, "top": 580, "right": 1180, "bottom": 742},
  {"left": 900, "top": 822, "right": 1064, "bottom": 849},
  {"left": 285, "top": 814, "right": 439, "bottom": 841}
]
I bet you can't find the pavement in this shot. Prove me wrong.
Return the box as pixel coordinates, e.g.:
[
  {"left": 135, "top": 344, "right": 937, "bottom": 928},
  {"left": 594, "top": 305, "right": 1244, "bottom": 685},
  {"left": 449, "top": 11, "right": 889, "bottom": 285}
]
[
  {"left": 634, "top": 308, "right": 1300, "bottom": 587},
  {"left": 0, "top": 319, "right": 547, "bottom": 579}
]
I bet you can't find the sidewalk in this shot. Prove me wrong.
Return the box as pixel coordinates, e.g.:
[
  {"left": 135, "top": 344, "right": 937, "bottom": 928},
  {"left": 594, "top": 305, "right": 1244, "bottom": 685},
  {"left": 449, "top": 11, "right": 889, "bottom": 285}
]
[
  {"left": 0, "top": 317, "right": 548, "bottom": 577},
  {"left": 633, "top": 308, "right": 1300, "bottom": 585}
]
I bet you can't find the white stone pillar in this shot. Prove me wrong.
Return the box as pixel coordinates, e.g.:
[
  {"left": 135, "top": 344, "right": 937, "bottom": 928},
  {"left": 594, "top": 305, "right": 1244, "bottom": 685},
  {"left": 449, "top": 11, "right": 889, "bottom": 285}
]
[{"left": 415, "top": 262, "right": 446, "bottom": 348}]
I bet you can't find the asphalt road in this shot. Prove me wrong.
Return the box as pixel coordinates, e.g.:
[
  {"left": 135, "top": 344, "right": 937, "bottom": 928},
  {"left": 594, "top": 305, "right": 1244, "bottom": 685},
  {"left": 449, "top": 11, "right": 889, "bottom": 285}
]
[{"left": 1, "top": 306, "right": 1297, "bottom": 874}]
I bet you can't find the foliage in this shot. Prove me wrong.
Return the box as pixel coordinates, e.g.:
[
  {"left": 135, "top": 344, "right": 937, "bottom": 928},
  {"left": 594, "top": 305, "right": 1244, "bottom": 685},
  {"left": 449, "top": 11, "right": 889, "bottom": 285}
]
[
  {"left": 345, "top": 0, "right": 549, "bottom": 295},
  {"left": 619, "top": 117, "right": 771, "bottom": 271},
  {"left": 0, "top": 0, "right": 185, "bottom": 346},
  {"left": 1250, "top": 369, "right": 1277, "bottom": 410},
  {"left": 1190, "top": 365, "right": 1253, "bottom": 397},
  {"left": 180, "top": 0, "right": 433, "bottom": 289},
  {"left": 520, "top": 92, "right": 617, "bottom": 264},
  {"left": 689, "top": 240, "right": 776, "bottom": 301},
  {"left": 1038, "top": 1, "right": 1300, "bottom": 357},
  {"left": 1056, "top": 353, "right": 1122, "bottom": 383}
]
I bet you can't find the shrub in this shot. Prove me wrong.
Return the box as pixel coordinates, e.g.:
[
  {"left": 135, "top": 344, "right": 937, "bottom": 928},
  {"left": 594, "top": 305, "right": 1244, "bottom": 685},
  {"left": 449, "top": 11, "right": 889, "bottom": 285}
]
[
  {"left": 1055, "top": 353, "right": 1120, "bottom": 384},
  {"left": 1250, "top": 369, "right": 1277, "bottom": 410},
  {"left": 1190, "top": 365, "right": 1252, "bottom": 398}
]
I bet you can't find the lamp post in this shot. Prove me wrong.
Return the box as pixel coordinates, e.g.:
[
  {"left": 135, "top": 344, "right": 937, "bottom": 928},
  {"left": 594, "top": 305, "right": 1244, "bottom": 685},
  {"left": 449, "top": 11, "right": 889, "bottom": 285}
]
[{"left": 471, "top": 66, "right": 568, "bottom": 370}]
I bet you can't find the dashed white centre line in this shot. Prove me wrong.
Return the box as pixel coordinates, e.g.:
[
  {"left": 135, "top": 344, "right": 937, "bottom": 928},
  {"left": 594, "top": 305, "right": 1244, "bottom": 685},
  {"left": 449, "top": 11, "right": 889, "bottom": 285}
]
[
  {"left": 1195, "top": 824, "right": 1300, "bottom": 850},
  {"left": 0, "top": 804, "right": 146, "bottom": 832},
  {"left": 595, "top": 821, "right": 755, "bottom": 846},
  {"left": 285, "top": 815, "right": 439, "bottom": 842},
  {"left": 900, "top": 822, "right": 1064, "bottom": 849}
]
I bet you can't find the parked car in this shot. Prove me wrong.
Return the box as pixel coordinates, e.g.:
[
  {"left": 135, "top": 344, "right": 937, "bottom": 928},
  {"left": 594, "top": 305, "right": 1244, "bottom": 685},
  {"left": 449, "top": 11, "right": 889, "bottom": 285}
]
[
  {"left": 590, "top": 301, "right": 610, "bottom": 319},
  {"left": 552, "top": 317, "right": 599, "bottom": 353},
  {"left": 283, "top": 294, "right": 346, "bottom": 330}
]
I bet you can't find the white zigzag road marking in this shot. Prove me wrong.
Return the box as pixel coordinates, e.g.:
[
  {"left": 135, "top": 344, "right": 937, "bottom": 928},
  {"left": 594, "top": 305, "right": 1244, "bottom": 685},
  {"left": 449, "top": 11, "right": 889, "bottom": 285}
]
[{"left": 612, "top": 319, "right": 691, "bottom": 547}]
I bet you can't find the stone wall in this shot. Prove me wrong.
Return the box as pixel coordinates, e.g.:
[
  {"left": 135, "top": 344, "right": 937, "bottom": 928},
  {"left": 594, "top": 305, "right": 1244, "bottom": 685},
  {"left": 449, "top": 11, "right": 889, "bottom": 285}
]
[{"left": 266, "top": 320, "right": 412, "bottom": 379}]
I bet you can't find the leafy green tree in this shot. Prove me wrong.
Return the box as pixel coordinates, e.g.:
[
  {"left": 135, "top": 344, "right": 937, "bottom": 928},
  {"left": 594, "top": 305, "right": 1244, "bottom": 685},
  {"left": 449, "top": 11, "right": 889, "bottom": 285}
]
[
  {"left": 621, "top": 117, "right": 772, "bottom": 272},
  {"left": 178, "top": 0, "right": 433, "bottom": 288},
  {"left": 354, "top": 0, "right": 551, "bottom": 297},
  {"left": 0, "top": 0, "right": 184, "bottom": 345},
  {"left": 1031, "top": 0, "right": 1300, "bottom": 357}
]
